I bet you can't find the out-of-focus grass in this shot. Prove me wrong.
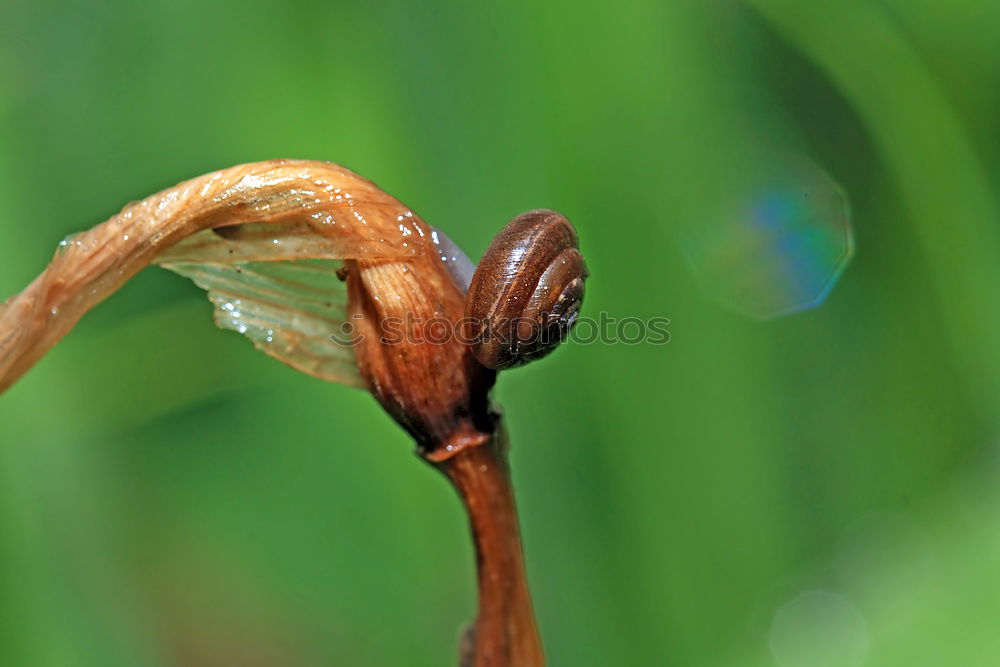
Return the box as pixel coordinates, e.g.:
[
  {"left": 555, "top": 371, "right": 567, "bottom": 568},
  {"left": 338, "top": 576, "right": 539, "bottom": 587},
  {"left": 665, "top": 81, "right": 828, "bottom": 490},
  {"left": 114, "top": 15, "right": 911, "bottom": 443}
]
[
  {"left": 750, "top": 0, "right": 1000, "bottom": 413},
  {"left": 1, "top": 1, "right": 998, "bottom": 665}
]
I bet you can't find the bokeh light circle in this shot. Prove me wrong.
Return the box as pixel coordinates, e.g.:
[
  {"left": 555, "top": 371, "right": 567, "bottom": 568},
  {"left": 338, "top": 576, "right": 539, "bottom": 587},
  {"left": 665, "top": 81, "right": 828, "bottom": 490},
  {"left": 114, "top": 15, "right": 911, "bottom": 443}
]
[
  {"left": 769, "top": 590, "right": 869, "bottom": 667},
  {"left": 680, "top": 151, "right": 853, "bottom": 319}
]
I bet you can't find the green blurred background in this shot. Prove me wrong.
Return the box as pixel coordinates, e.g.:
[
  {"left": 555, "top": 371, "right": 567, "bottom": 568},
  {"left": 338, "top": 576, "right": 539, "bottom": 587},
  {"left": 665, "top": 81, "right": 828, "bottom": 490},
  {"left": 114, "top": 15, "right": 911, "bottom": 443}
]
[{"left": 2, "top": 1, "right": 1000, "bottom": 665}]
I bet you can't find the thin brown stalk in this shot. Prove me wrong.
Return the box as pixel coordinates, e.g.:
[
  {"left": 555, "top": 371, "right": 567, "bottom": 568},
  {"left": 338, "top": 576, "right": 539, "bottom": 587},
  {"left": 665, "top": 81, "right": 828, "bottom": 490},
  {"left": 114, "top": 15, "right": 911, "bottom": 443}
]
[
  {"left": 0, "top": 160, "right": 545, "bottom": 665},
  {"left": 435, "top": 428, "right": 545, "bottom": 667}
]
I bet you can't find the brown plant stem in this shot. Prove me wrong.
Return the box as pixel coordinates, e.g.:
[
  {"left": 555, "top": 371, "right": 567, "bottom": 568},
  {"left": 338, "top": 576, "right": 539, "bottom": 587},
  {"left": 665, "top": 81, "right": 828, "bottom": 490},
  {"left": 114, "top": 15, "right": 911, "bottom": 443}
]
[
  {"left": 432, "top": 427, "right": 544, "bottom": 667},
  {"left": 0, "top": 160, "right": 548, "bottom": 666}
]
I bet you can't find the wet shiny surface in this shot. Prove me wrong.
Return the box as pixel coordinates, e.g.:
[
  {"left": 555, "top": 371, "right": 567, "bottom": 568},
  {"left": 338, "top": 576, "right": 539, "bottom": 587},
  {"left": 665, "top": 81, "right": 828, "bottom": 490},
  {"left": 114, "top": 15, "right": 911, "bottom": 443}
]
[
  {"left": 429, "top": 226, "right": 476, "bottom": 292},
  {"left": 464, "top": 210, "right": 587, "bottom": 369},
  {"left": 0, "top": 160, "right": 437, "bottom": 393},
  {"left": 161, "top": 258, "right": 361, "bottom": 387}
]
